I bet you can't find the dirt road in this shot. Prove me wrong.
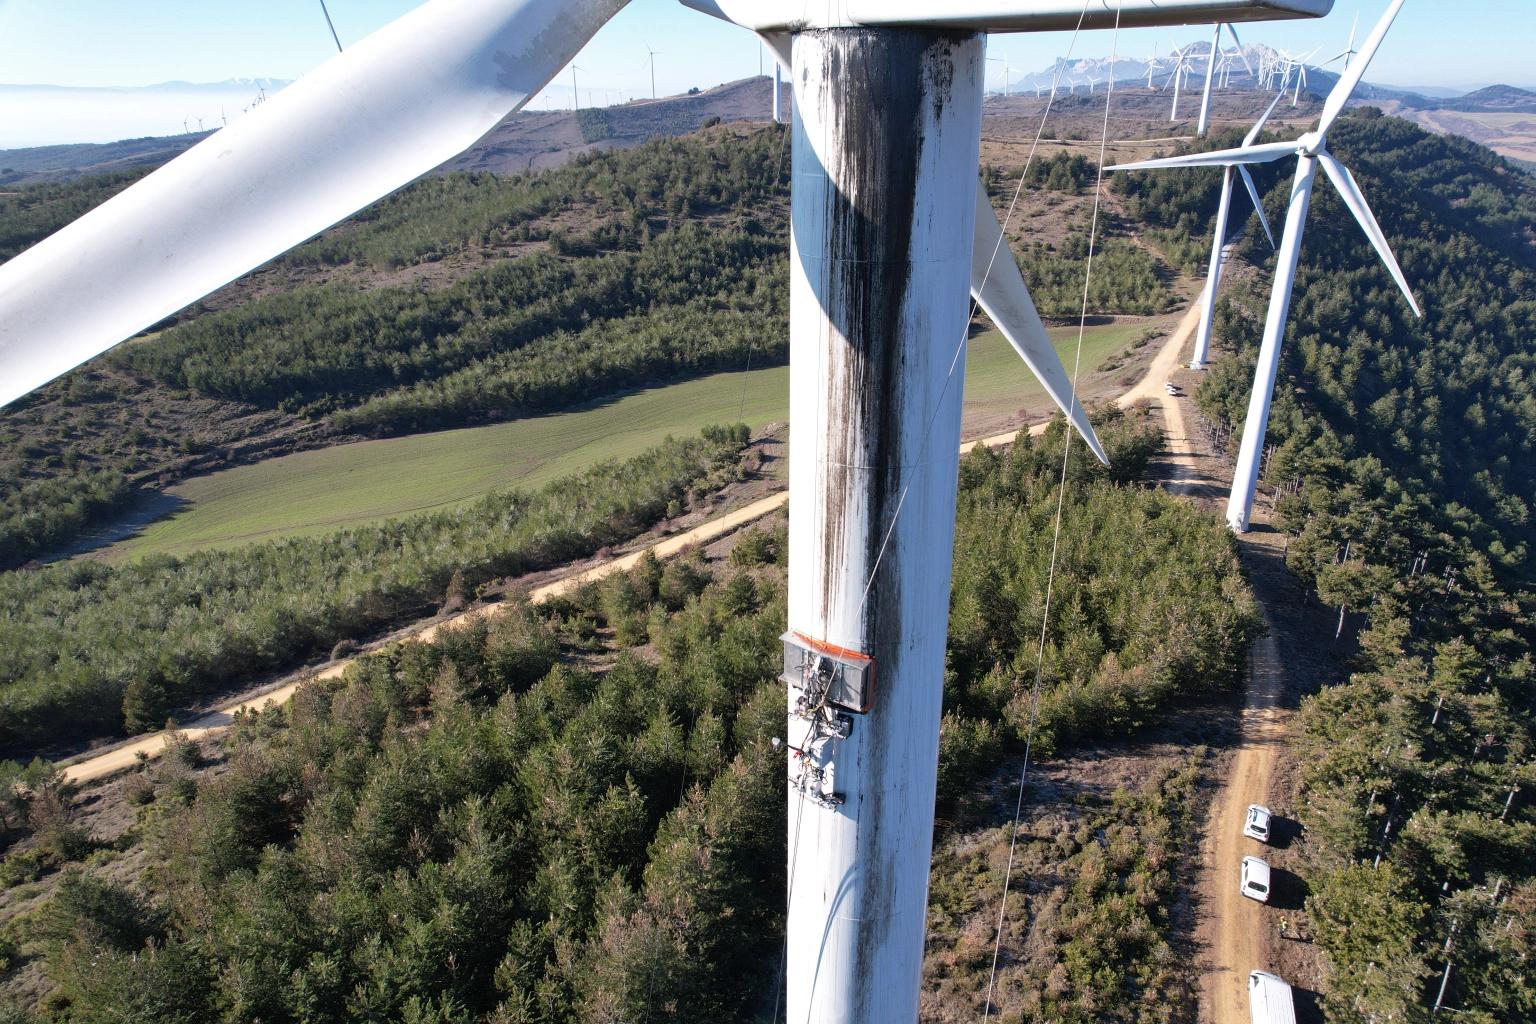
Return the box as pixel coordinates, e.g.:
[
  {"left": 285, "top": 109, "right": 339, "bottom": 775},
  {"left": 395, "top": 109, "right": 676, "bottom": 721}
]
[
  {"left": 1199, "top": 607, "right": 1289, "bottom": 1024},
  {"left": 1106, "top": 286, "right": 1296, "bottom": 1021},
  {"left": 1127, "top": 289, "right": 1297, "bottom": 1022}
]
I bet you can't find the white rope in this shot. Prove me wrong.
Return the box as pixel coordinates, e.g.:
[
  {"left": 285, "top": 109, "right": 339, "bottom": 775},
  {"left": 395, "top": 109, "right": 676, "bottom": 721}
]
[
  {"left": 773, "top": 770, "right": 811, "bottom": 1023},
  {"left": 980, "top": 2, "right": 1122, "bottom": 1019}
]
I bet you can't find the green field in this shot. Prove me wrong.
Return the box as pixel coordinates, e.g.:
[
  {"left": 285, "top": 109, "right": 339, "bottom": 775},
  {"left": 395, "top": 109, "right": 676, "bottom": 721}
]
[{"left": 106, "top": 322, "right": 1145, "bottom": 560}]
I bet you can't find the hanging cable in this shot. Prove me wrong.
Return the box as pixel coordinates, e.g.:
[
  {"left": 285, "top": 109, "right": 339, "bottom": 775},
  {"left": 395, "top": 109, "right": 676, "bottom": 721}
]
[
  {"left": 772, "top": 767, "right": 811, "bottom": 1023},
  {"left": 318, "top": 0, "right": 343, "bottom": 53},
  {"left": 981, "top": 3, "right": 1122, "bottom": 1019}
]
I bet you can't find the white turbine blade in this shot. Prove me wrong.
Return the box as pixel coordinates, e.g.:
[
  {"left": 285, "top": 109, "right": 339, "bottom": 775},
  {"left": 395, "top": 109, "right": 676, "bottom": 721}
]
[
  {"left": 1319, "top": 0, "right": 1406, "bottom": 135},
  {"left": 1108, "top": 139, "right": 1297, "bottom": 172},
  {"left": 0, "top": 0, "right": 629, "bottom": 409},
  {"left": 1237, "top": 166, "right": 1276, "bottom": 249},
  {"left": 1316, "top": 151, "right": 1421, "bottom": 317},
  {"left": 972, "top": 182, "right": 1108, "bottom": 465},
  {"left": 1243, "top": 91, "right": 1285, "bottom": 147},
  {"left": 1225, "top": 24, "right": 1254, "bottom": 73}
]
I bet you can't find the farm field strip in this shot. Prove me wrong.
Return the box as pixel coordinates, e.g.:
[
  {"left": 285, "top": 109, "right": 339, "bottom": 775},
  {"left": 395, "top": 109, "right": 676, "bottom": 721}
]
[{"left": 104, "top": 321, "right": 1146, "bottom": 560}]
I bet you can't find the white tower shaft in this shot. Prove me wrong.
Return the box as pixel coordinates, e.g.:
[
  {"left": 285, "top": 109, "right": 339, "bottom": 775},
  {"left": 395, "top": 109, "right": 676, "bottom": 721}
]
[
  {"left": 1192, "top": 166, "right": 1235, "bottom": 369},
  {"left": 1227, "top": 153, "right": 1317, "bottom": 532},
  {"left": 785, "top": 27, "right": 982, "bottom": 1023},
  {"left": 1197, "top": 23, "right": 1220, "bottom": 135},
  {"left": 774, "top": 60, "right": 784, "bottom": 123}
]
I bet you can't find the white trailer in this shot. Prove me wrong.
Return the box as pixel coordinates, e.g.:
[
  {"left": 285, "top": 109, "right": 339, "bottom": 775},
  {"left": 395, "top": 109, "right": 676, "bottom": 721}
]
[{"left": 1249, "top": 970, "right": 1298, "bottom": 1024}]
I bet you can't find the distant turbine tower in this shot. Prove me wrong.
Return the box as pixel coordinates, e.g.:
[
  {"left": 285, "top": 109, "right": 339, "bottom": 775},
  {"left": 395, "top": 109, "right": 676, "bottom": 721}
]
[
  {"left": 1112, "top": 94, "right": 1280, "bottom": 371},
  {"left": 570, "top": 63, "right": 582, "bottom": 110},
  {"left": 1165, "top": 44, "right": 1194, "bottom": 121},
  {"left": 1288, "top": 47, "right": 1319, "bottom": 105},
  {"left": 1195, "top": 23, "right": 1249, "bottom": 135},
  {"left": 317, "top": 0, "right": 343, "bottom": 52},
  {"left": 1110, "top": 0, "right": 1419, "bottom": 533},
  {"left": 645, "top": 43, "right": 660, "bottom": 99},
  {"left": 1324, "top": 12, "right": 1361, "bottom": 71},
  {"left": 986, "top": 55, "right": 1013, "bottom": 96}
]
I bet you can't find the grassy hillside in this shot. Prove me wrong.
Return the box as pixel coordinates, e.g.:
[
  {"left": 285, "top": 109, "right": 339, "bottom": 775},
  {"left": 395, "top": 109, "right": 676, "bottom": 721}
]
[
  {"left": 102, "top": 323, "right": 1140, "bottom": 560},
  {"left": 2, "top": 115, "right": 1192, "bottom": 568}
]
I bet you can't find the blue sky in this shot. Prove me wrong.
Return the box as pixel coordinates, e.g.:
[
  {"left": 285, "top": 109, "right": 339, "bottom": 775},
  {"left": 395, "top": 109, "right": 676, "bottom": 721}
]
[{"left": 0, "top": 0, "right": 1526, "bottom": 145}]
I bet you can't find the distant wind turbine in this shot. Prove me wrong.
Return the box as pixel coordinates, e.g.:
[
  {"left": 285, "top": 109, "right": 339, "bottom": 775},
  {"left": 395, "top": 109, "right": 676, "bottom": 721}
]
[
  {"left": 1113, "top": 95, "right": 1280, "bottom": 372},
  {"left": 1165, "top": 44, "right": 1195, "bottom": 122},
  {"left": 1195, "top": 23, "right": 1250, "bottom": 135},
  {"left": 570, "top": 63, "right": 582, "bottom": 110},
  {"left": 986, "top": 56, "right": 1013, "bottom": 96},
  {"left": 1109, "top": 0, "right": 1420, "bottom": 533},
  {"left": 645, "top": 43, "right": 660, "bottom": 100},
  {"left": 1324, "top": 13, "right": 1361, "bottom": 71}
]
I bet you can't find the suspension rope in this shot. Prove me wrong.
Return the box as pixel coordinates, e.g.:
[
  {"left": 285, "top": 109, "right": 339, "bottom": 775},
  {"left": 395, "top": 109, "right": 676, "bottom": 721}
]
[
  {"left": 772, "top": 768, "right": 811, "bottom": 1023},
  {"left": 980, "top": 3, "right": 1122, "bottom": 1019}
]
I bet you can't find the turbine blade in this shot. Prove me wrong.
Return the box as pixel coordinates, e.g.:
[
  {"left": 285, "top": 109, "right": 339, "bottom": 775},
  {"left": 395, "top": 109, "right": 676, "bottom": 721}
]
[
  {"left": 1243, "top": 91, "right": 1284, "bottom": 147},
  {"left": 1320, "top": 0, "right": 1406, "bottom": 135},
  {"left": 1107, "top": 139, "right": 1296, "bottom": 172},
  {"left": 971, "top": 181, "right": 1108, "bottom": 465},
  {"left": 1317, "top": 151, "right": 1421, "bottom": 317},
  {"left": 1237, "top": 166, "right": 1276, "bottom": 250},
  {"left": 0, "top": 0, "right": 629, "bottom": 410},
  {"left": 1225, "top": 24, "right": 1253, "bottom": 74}
]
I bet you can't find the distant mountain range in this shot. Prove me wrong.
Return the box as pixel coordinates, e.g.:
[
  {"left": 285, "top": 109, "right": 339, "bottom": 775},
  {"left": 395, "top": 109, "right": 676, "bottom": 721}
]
[
  {"left": 0, "top": 78, "right": 291, "bottom": 149},
  {"left": 993, "top": 46, "right": 1536, "bottom": 164},
  {"left": 2, "top": 64, "right": 1532, "bottom": 189},
  {"left": 0, "top": 77, "right": 790, "bottom": 186}
]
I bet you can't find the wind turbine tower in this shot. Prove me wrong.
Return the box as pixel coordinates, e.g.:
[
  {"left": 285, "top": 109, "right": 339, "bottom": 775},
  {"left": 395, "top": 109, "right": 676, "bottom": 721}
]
[
  {"left": 1196, "top": 23, "right": 1249, "bottom": 135},
  {"left": 1111, "top": 95, "right": 1280, "bottom": 370},
  {"left": 1111, "top": 0, "right": 1416, "bottom": 533},
  {"left": 0, "top": 1, "right": 1336, "bottom": 1020}
]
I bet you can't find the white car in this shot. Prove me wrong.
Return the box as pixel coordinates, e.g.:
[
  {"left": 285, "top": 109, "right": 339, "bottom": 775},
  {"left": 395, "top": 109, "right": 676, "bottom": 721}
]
[
  {"left": 1244, "top": 804, "right": 1273, "bottom": 843},
  {"left": 1241, "top": 855, "right": 1272, "bottom": 904}
]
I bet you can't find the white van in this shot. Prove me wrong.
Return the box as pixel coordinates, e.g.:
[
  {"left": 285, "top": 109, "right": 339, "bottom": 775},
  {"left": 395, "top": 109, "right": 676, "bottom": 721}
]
[
  {"left": 1240, "top": 856, "right": 1272, "bottom": 903},
  {"left": 1248, "top": 970, "right": 1297, "bottom": 1024},
  {"left": 1245, "top": 804, "right": 1273, "bottom": 843}
]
